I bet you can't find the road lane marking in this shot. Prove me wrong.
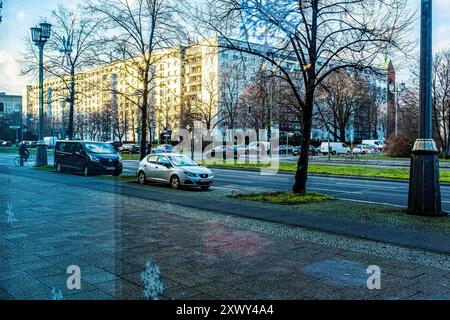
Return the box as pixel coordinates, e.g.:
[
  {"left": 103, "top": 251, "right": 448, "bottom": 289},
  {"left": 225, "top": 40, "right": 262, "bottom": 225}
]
[
  {"left": 309, "top": 187, "right": 363, "bottom": 195},
  {"left": 337, "top": 198, "right": 404, "bottom": 207},
  {"left": 333, "top": 183, "right": 400, "bottom": 190}
]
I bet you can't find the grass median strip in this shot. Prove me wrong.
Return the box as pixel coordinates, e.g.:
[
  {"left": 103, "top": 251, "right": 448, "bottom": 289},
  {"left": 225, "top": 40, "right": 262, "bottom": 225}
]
[
  {"left": 228, "top": 192, "right": 450, "bottom": 234},
  {"left": 33, "top": 165, "right": 55, "bottom": 172},
  {"left": 229, "top": 191, "right": 335, "bottom": 205},
  {"left": 120, "top": 154, "right": 140, "bottom": 160},
  {"left": 204, "top": 161, "right": 450, "bottom": 183}
]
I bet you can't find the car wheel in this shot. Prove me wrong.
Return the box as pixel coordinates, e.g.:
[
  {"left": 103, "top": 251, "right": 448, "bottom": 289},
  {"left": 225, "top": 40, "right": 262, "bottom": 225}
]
[
  {"left": 138, "top": 171, "right": 147, "bottom": 184},
  {"left": 332, "top": 151, "right": 337, "bottom": 156},
  {"left": 112, "top": 170, "right": 121, "bottom": 177},
  {"left": 56, "top": 162, "right": 64, "bottom": 173},
  {"left": 170, "top": 175, "right": 181, "bottom": 189},
  {"left": 201, "top": 186, "right": 210, "bottom": 190},
  {"left": 83, "top": 165, "right": 91, "bottom": 177}
]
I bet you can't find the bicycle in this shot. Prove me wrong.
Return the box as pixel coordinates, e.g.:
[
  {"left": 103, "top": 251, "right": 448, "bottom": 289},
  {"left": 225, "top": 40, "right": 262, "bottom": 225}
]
[{"left": 14, "top": 155, "right": 36, "bottom": 167}]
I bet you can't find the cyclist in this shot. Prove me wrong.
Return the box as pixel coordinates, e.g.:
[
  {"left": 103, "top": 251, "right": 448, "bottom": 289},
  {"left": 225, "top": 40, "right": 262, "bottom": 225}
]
[{"left": 18, "top": 142, "right": 30, "bottom": 166}]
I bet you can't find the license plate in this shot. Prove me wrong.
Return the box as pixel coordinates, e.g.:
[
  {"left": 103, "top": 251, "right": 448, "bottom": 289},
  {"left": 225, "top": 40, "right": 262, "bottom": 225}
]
[
  {"left": 107, "top": 167, "right": 116, "bottom": 170},
  {"left": 200, "top": 179, "right": 209, "bottom": 183}
]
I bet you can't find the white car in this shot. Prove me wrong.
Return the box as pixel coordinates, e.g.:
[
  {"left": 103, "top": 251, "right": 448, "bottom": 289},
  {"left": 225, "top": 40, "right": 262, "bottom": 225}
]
[
  {"left": 362, "top": 140, "right": 384, "bottom": 151},
  {"left": 352, "top": 144, "right": 377, "bottom": 155},
  {"left": 137, "top": 153, "right": 213, "bottom": 190},
  {"left": 320, "top": 142, "right": 350, "bottom": 155}
]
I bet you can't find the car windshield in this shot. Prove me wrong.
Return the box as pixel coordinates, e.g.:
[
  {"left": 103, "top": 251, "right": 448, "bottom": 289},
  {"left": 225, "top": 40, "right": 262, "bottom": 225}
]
[
  {"left": 169, "top": 155, "right": 198, "bottom": 167},
  {"left": 84, "top": 142, "right": 116, "bottom": 154}
]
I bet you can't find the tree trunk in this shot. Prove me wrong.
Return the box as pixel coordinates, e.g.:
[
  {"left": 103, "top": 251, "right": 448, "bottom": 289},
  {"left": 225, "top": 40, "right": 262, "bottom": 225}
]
[
  {"left": 67, "top": 69, "right": 76, "bottom": 140},
  {"left": 293, "top": 97, "right": 313, "bottom": 194},
  {"left": 340, "top": 125, "right": 346, "bottom": 143},
  {"left": 140, "top": 90, "right": 148, "bottom": 161}
]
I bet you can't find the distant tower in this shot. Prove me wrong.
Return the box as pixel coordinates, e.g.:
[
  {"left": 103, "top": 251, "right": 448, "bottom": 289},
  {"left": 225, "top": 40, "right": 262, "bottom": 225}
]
[{"left": 379, "top": 50, "right": 396, "bottom": 141}]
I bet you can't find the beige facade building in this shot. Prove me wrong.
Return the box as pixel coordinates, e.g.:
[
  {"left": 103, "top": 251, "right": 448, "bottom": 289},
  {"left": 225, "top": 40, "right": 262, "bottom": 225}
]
[{"left": 25, "top": 37, "right": 234, "bottom": 142}]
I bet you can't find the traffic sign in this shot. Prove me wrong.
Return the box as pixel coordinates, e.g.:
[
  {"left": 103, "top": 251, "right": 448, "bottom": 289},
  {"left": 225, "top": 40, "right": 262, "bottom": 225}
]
[{"left": 9, "top": 125, "right": 21, "bottom": 129}]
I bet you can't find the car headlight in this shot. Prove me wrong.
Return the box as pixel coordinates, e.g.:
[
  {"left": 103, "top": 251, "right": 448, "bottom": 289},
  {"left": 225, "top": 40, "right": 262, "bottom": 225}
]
[
  {"left": 184, "top": 171, "right": 197, "bottom": 177},
  {"left": 89, "top": 155, "right": 100, "bottom": 163}
]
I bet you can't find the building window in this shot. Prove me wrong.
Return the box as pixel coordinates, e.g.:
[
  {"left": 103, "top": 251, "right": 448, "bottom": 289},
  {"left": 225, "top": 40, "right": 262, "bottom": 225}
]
[{"left": 0, "top": 102, "right": 4, "bottom": 112}]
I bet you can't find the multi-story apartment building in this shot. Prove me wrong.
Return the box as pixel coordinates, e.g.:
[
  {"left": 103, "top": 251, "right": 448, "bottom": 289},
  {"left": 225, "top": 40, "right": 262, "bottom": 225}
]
[
  {"left": 0, "top": 92, "right": 22, "bottom": 116},
  {"left": 25, "top": 35, "right": 391, "bottom": 144},
  {"left": 0, "top": 92, "right": 23, "bottom": 141}
]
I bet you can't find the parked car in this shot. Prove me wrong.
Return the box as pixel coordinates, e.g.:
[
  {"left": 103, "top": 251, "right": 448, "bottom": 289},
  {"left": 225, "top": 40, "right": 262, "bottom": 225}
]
[
  {"left": 120, "top": 144, "right": 140, "bottom": 154},
  {"left": 1, "top": 141, "right": 13, "bottom": 147},
  {"left": 273, "top": 145, "right": 294, "bottom": 155},
  {"left": 107, "top": 141, "right": 123, "bottom": 152},
  {"left": 362, "top": 140, "right": 384, "bottom": 151},
  {"left": 246, "top": 141, "right": 271, "bottom": 155},
  {"left": 137, "top": 153, "right": 213, "bottom": 190},
  {"left": 292, "top": 145, "right": 319, "bottom": 156},
  {"left": 54, "top": 141, "right": 123, "bottom": 177},
  {"left": 151, "top": 144, "right": 174, "bottom": 154},
  {"left": 320, "top": 142, "right": 350, "bottom": 155},
  {"left": 352, "top": 144, "right": 377, "bottom": 155},
  {"left": 205, "top": 145, "right": 239, "bottom": 159}
]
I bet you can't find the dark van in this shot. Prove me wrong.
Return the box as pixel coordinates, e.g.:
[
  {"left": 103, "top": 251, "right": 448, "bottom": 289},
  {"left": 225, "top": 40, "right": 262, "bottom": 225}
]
[{"left": 54, "top": 141, "right": 123, "bottom": 176}]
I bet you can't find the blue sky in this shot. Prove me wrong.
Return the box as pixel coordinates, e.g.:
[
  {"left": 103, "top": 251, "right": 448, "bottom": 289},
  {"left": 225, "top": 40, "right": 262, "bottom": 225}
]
[{"left": 1, "top": 0, "right": 449, "bottom": 95}]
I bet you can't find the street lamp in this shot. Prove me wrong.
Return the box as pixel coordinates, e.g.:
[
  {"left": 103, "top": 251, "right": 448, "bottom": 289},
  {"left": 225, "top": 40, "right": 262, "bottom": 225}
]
[
  {"left": 407, "top": 0, "right": 444, "bottom": 216},
  {"left": 30, "top": 22, "right": 52, "bottom": 167},
  {"left": 186, "top": 124, "right": 194, "bottom": 160}
]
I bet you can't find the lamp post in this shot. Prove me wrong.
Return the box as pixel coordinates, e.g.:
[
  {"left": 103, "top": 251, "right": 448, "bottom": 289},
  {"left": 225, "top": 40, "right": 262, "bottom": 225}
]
[
  {"left": 30, "top": 22, "right": 52, "bottom": 167},
  {"left": 186, "top": 124, "right": 194, "bottom": 160},
  {"left": 408, "top": 0, "right": 444, "bottom": 216}
]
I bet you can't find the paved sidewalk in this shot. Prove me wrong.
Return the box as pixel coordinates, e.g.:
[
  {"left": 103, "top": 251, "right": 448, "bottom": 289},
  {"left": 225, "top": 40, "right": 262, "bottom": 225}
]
[{"left": 1, "top": 170, "right": 450, "bottom": 300}]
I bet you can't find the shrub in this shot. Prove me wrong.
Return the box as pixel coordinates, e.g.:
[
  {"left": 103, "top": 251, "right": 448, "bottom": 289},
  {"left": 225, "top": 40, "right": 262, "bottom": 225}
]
[{"left": 384, "top": 133, "right": 415, "bottom": 157}]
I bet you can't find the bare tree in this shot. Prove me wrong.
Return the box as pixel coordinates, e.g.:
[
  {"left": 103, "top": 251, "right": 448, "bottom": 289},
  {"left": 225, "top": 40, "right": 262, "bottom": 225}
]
[
  {"left": 113, "top": 107, "right": 130, "bottom": 143},
  {"left": 314, "top": 70, "right": 365, "bottom": 143},
  {"left": 20, "top": 4, "right": 102, "bottom": 140},
  {"left": 220, "top": 67, "right": 246, "bottom": 129},
  {"left": 432, "top": 50, "right": 450, "bottom": 158},
  {"left": 188, "top": 0, "right": 414, "bottom": 194},
  {"left": 87, "top": 0, "right": 185, "bottom": 160},
  {"left": 239, "top": 70, "right": 300, "bottom": 134},
  {"left": 191, "top": 71, "right": 221, "bottom": 129},
  {"left": 238, "top": 80, "right": 269, "bottom": 131}
]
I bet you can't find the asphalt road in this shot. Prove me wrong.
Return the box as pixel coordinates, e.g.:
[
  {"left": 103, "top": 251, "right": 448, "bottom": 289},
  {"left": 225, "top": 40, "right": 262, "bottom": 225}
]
[
  {"left": 118, "top": 160, "right": 450, "bottom": 212},
  {"left": 1, "top": 152, "right": 449, "bottom": 212}
]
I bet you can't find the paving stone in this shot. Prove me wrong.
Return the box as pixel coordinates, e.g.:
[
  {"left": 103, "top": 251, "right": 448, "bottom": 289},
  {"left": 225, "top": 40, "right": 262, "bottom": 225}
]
[
  {"left": 83, "top": 271, "right": 120, "bottom": 285},
  {"left": 2, "top": 169, "right": 450, "bottom": 300},
  {"left": 66, "top": 289, "right": 115, "bottom": 300}
]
